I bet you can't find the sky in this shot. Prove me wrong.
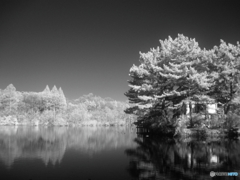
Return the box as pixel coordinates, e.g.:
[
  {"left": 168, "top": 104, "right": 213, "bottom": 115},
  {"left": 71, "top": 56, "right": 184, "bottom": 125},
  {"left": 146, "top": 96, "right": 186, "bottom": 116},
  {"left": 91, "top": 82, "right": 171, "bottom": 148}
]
[{"left": 0, "top": 0, "right": 240, "bottom": 102}]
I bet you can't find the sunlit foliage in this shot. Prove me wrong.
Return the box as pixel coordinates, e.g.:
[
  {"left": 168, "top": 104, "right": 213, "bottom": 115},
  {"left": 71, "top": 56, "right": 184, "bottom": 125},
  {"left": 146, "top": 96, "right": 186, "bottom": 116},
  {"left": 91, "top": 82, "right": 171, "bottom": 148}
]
[
  {"left": 0, "top": 85, "right": 134, "bottom": 126},
  {"left": 125, "top": 34, "right": 240, "bottom": 133}
]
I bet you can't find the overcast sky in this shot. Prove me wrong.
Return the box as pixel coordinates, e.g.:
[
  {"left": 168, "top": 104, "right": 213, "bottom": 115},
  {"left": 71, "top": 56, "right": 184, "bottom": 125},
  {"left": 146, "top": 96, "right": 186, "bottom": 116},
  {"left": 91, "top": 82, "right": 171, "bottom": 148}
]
[{"left": 0, "top": 0, "right": 240, "bottom": 101}]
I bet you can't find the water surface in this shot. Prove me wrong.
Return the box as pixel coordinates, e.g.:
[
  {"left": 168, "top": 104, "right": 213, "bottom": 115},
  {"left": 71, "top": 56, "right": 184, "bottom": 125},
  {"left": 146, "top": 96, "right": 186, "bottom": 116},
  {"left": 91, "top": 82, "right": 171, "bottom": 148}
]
[
  {"left": 126, "top": 135, "right": 240, "bottom": 180},
  {"left": 1, "top": 126, "right": 240, "bottom": 180},
  {"left": 0, "top": 126, "right": 137, "bottom": 180}
]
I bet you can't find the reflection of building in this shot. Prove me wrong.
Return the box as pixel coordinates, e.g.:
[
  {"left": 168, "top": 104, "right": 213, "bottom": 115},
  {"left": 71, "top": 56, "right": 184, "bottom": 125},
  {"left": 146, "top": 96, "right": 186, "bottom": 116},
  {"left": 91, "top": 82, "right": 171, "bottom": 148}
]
[
  {"left": 210, "top": 155, "right": 218, "bottom": 163},
  {"left": 126, "top": 137, "right": 240, "bottom": 180},
  {"left": 178, "top": 143, "right": 223, "bottom": 169}
]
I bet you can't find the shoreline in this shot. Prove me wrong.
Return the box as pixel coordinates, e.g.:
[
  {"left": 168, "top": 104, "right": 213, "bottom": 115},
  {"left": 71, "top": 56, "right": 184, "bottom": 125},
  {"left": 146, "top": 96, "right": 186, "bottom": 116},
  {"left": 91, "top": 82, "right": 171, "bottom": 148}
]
[
  {"left": 0, "top": 115, "right": 133, "bottom": 127},
  {"left": 136, "top": 126, "right": 240, "bottom": 138}
]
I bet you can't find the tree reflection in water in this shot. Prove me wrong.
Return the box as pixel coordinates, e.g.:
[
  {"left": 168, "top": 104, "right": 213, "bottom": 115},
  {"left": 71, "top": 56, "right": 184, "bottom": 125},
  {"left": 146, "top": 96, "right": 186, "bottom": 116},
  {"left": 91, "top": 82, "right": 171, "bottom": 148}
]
[
  {"left": 0, "top": 126, "right": 136, "bottom": 168},
  {"left": 125, "top": 135, "right": 240, "bottom": 180}
]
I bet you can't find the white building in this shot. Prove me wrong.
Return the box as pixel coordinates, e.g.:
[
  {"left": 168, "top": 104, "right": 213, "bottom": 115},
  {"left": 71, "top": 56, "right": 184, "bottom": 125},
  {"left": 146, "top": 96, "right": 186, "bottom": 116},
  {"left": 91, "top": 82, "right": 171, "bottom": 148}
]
[
  {"left": 186, "top": 102, "right": 218, "bottom": 115},
  {"left": 207, "top": 104, "right": 217, "bottom": 114}
]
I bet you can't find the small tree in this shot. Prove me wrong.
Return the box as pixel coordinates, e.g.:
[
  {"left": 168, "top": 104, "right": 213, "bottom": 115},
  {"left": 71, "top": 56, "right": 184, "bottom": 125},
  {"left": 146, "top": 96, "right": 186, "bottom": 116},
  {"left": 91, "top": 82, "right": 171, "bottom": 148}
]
[{"left": 0, "top": 84, "right": 20, "bottom": 114}]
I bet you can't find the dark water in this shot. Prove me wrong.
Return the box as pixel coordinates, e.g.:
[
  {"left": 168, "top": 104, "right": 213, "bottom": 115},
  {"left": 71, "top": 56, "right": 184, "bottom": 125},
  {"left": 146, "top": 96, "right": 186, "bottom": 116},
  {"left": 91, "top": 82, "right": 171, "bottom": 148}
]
[
  {"left": 0, "top": 126, "right": 240, "bottom": 180},
  {"left": 126, "top": 135, "right": 240, "bottom": 180},
  {"left": 0, "top": 126, "right": 137, "bottom": 180}
]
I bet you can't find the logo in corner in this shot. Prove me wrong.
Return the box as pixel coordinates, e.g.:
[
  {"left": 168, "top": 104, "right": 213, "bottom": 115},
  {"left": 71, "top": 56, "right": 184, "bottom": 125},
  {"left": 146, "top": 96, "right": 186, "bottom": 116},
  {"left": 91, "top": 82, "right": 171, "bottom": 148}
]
[{"left": 210, "top": 171, "right": 215, "bottom": 177}]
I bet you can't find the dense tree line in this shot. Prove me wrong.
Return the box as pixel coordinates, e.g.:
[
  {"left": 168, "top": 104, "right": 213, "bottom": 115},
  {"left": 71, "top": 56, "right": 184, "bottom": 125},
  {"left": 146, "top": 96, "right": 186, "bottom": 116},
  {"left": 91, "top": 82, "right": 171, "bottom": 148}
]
[
  {"left": 67, "top": 93, "right": 134, "bottom": 125},
  {"left": 0, "top": 84, "right": 67, "bottom": 116},
  {"left": 125, "top": 34, "right": 240, "bottom": 133},
  {"left": 0, "top": 85, "right": 134, "bottom": 126}
]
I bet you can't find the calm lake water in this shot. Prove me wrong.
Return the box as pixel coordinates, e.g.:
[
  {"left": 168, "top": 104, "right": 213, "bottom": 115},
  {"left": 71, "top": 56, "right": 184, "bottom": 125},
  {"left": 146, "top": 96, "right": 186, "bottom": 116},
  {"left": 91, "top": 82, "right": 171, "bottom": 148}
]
[{"left": 0, "top": 126, "right": 239, "bottom": 180}]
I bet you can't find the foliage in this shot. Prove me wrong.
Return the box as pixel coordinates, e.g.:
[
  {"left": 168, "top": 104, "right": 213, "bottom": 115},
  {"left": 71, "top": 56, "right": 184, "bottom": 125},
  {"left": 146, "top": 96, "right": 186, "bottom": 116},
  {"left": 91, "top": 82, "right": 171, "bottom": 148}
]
[
  {"left": 0, "top": 85, "right": 135, "bottom": 126},
  {"left": 68, "top": 93, "right": 135, "bottom": 125},
  {"left": 125, "top": 34, "right": 240, "bottom": 134},
  {"left": 223, "top": 112, "right": 240, "bottom": 130},
  {"left": 0, "top": 84, "right": 22, "bottom": 114}
]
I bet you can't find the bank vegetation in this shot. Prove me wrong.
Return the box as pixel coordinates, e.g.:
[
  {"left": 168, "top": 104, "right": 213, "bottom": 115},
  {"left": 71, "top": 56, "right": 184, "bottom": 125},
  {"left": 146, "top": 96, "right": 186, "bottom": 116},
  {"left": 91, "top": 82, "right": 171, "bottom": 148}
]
[{"left": 0, "top": 84, "right": 135, "bottom": 126}]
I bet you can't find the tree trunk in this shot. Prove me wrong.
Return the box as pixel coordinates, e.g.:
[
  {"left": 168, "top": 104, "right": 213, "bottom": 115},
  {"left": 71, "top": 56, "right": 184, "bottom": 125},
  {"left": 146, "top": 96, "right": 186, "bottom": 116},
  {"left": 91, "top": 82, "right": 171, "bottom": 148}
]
[
  {"left": 189, "top": 102, "right": 193, "bottom": 127},
  {"left": 224, "top": 103, "right": 231, "bottom": 115},
  {"left": 205, "top": 104, "right": 207, "bottom": 121},
  {"left": 225, "top": 81, "right": 233, "bottom": 115}
]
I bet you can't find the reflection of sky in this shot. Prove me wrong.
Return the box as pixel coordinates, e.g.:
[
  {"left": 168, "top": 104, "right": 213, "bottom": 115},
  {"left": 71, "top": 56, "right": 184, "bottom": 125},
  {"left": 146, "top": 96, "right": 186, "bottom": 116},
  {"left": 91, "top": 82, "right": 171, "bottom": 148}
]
[{"left": 0, "top": 126, "right": 137, "bottom": 168}]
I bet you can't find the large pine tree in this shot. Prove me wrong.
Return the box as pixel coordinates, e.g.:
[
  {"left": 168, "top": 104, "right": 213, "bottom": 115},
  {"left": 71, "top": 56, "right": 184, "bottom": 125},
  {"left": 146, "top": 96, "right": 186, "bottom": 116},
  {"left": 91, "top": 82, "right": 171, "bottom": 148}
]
[{"left": 125, "top": 34, "right": 216, "bottom": 131}]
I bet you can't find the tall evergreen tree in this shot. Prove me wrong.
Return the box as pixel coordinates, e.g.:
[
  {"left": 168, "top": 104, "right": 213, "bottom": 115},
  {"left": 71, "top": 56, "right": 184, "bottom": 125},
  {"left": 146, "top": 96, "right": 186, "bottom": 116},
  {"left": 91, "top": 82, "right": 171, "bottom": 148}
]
[
  {"left": 58, "top": 87, "right": 67, "bottom": 110},
  {"left": 51, "top": 85, "right": 59, "bottom": 95},
  {"left": 41, "top": 85, "right": 52, "bottom": 111},
  {"left": 125, "top": 34, "right": 216, "bottom": 130},
  {"left": 43, "top": 85, "right": 51, "bottom": 94}
]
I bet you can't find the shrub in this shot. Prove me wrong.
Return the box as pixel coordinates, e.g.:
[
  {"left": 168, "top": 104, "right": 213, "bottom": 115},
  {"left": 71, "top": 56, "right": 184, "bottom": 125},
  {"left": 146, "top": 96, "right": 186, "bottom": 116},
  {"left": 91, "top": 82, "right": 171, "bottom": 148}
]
[
  {"left": 224, "top": 112, "right": 240, "bottom": 130},
  {"left": 174, "top": 115, "right": 189, "bottom": 136},
  {"left": 197, "top": 127, "right": 207, "bottom": 139}
]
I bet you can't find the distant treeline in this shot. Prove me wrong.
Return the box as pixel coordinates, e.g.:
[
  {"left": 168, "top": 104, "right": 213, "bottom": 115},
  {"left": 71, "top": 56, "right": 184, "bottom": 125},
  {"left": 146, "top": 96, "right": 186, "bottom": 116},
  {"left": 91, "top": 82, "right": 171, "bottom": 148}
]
[{"left": 0, "top": 84, "right": 135, "bottom": 126}]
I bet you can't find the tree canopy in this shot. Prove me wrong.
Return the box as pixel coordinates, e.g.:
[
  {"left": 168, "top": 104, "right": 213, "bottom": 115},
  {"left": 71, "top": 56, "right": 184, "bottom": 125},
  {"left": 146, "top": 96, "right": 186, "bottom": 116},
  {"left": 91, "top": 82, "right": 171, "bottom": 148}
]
[
  {"left": 0, "top": 84, "right": 134, "bottom": 126},
  {"left": 125, "top": 34, "right": 240, "bottom": 132}
]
